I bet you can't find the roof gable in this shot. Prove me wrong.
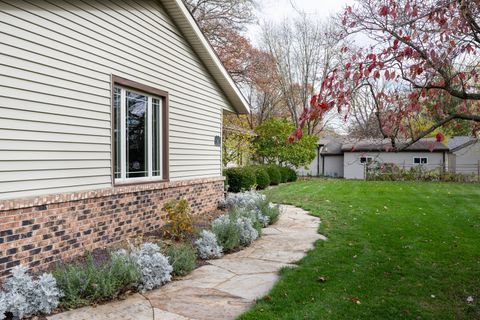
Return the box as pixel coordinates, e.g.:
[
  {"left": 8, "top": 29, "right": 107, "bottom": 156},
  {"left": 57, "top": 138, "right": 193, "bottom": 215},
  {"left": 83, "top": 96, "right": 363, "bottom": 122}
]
[
  {"left": 448, "top": 136, "right": 478, "bottom": 152},
  {"left": 161, "top": 0, "right": 250, "bottom": 114}
]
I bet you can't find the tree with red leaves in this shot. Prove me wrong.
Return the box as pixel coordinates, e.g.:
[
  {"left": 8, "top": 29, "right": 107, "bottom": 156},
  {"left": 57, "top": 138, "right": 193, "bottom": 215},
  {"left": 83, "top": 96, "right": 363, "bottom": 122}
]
[{"left": 295, "top": 0, "right": 480, "bottom": 149}]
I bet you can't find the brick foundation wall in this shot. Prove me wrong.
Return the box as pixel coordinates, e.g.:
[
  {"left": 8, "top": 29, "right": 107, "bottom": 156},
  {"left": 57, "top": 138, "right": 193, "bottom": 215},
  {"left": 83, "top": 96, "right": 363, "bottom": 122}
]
[{"left": 0, "top": 177, "right": 225, "bottom": 280}]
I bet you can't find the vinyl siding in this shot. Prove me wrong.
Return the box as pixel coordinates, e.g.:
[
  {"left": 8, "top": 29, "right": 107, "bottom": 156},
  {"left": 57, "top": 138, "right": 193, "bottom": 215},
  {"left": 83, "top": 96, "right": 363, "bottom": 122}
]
[
  {"left": 0, "top": 0, "right": 232, "bottom": 200},
  {"left": 452, "top": 142, "right": 480, "bottom": 174}
]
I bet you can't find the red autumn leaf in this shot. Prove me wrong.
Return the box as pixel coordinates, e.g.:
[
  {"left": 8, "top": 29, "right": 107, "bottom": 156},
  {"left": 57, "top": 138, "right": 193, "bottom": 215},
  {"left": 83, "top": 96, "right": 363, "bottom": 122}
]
[
  {"left": 436, "top": 133, "right": 445, "bottom": 142},
  {"left": 393, "top": 39, "right": 399, "bottom": 50},
  {"left": 404, "top": 47, "right": 414, "bottom": 57},
  {"left": 288, "top": 135, "right": 295, "bottom": 144},
  {"left": 379, "top": 6, "right": 389, "bottom": 16},
  {"left": 412, "top": 7, "right": 418, "bottom": 17},
  {"left": 294, "top": 128, "right": 303, "bottom": 139}
]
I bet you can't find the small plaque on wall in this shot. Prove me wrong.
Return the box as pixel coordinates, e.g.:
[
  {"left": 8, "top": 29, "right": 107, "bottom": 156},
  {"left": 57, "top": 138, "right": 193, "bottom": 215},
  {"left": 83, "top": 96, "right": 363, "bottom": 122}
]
[{"left": 214, "top": 135, "right": 221, "bottom": 146}]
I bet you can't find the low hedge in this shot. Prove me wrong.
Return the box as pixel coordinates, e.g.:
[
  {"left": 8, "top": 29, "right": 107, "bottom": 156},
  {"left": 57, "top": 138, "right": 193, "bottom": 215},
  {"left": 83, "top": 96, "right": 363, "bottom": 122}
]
[
  {"left": 284, "top": 167, "right": 298, "bottom": 182},
  {"left": 251, "top": 166, "right": 271, "bottom": 189},
  {"left": 278, "top": 167, "right": 290, "bottom": 183},
  {"left": 264, "top": 165, "right": 281, "bottom": 185},
  {"left": 223, "top": 165, "right": 297, "bottom": 192},
  {"left": 224, "top": 167, "right": 256, "bottom": 193}
]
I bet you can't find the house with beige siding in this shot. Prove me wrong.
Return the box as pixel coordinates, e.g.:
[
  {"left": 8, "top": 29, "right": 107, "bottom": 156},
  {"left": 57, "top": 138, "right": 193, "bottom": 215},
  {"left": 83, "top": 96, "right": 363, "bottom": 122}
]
[{"left": 0, "top": 0, "right": 248, "bottom": 278}]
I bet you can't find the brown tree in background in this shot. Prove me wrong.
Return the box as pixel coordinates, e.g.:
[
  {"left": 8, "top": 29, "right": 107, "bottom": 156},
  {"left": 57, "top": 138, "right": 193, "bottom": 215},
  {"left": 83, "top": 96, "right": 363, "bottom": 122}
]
[{"left": 260, "top": 15, "right": 347, "bottom": 136}]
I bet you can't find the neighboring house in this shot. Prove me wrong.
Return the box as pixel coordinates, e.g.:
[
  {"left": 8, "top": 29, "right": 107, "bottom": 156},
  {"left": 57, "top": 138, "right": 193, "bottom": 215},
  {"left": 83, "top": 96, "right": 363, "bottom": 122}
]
[
  {"left": 342, "top": 139, "right": 449, "bottom": 179},
  {"left": 448, "top": 137, "right": 480, "bottom": 175},
  {"left": 0, "top": 0, "right": 249, "bottom": 278},
  {"left": 299, "top": 137, "right": 479, "bottom": 180}
]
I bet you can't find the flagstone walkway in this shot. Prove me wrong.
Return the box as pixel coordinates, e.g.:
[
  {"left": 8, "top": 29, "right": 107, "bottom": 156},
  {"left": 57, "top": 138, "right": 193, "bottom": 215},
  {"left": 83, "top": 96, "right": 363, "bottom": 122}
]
[{"left": 48, "top": 205, "right": 325, "bottom": 320}]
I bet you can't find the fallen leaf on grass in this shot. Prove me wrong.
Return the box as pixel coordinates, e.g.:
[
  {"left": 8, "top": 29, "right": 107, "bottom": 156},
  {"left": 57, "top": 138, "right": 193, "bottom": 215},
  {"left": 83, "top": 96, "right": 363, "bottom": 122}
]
[{"left": 351, "top": 297, "right": 361, "bottom": 304}]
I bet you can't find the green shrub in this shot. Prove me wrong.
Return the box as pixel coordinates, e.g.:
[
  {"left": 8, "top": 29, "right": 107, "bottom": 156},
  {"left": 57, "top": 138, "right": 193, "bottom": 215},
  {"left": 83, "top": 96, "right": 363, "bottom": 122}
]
[
  {"left": 163, "top": 199, "right": 194, "bottom": 240},
  {"left": 224, "top": 167, "right": 256, "bottom": 192},
  {"left": 212, "top": 214, "right": 242, "bottom": 251},
  {"left": 284, "top": 167, "right": 298, "bottom": 182},
  {"left": 251, "top": 166, "right": 270, "bottom": 189},
  {"left": 224, "top": 173, "right": 229, "bottom": 191},
  {"left": 167, "top": 243, "right": 197, "bottom": 277},
  {"left": 278, "top": 167, "right": 290, "bottom": 183},
  {"left": 53, "top": 252, "right": 140, "bottom": 309},
  {"left": 264, "top": 165, "right": 281, "bottom": 185}
]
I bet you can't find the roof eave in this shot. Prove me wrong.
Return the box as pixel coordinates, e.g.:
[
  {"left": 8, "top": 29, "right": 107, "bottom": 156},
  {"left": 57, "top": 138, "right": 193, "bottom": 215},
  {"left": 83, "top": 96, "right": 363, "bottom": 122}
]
[
  {"left": 451, "top": 139, "right": 478, "bottom": 153},
  {"left": 343, "top": 149, "right": 448, "bottom": 153},
  {"left": 162, "top": 0, "right": 250, "bottom": 115}
]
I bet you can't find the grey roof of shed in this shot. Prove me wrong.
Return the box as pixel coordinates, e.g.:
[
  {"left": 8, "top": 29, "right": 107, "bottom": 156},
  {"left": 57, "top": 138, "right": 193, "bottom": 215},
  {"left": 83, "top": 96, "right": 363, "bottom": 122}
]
[
  {"left": 341, "top": 138, "right": 449, "bottom": 152},
  {"left": 318, "top": 136, "right": 344, "bottom": 155},
  {"left": 448, "top": 136, "right": 478, "bottom": 152},
  {"left": 162, "top": 0, "right": 250, "bottom": 114}
]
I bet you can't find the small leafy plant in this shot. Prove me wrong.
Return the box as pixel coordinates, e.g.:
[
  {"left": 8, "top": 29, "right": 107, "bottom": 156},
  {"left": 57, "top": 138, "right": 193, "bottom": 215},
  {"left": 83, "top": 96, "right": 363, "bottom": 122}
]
[
  {"left": 53, "top": 252, "right": 140, "bottom": 309},
  {"left": 167, "top": 243, "right": 197, "bottom": 277},
  {"left": 163, "top": 199, "right": 194, "bottom": 240},
  {"left": 212, "top": 214, "right": 242, "bottom": 251}
]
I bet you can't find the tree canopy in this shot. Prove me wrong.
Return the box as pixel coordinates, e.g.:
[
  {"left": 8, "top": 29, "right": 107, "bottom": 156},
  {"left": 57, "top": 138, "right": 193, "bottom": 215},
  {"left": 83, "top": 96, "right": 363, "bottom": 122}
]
[
  {"left": 293, "top": 0, "right": 480, "bottom": 149},
  {"left": 254, "top": 119, "right": 317, "bottom": 168}
]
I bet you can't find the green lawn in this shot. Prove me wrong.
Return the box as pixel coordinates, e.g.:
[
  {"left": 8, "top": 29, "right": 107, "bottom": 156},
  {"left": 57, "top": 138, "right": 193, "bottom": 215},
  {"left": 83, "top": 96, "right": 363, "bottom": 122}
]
[{"left": 240, "top": 179, "right": 480, "bottom": 320}]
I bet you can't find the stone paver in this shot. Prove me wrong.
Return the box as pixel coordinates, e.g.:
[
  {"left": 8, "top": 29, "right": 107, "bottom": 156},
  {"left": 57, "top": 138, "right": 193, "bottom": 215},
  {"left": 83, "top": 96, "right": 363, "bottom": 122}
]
[{"left": 48, "top": 205, "right": 324, "bottom": 320}]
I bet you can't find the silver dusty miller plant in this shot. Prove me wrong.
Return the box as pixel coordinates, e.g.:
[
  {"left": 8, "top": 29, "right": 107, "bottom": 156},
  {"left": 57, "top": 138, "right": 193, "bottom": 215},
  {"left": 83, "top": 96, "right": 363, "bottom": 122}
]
[
  {"left": 236, "top": 207, "right": 270, "bottom": 228},
  {"left": 0, "top": 266, "right": 61, "bottom": 320},
  {"left": 195, "top": 230, "right": 223, "bottom": 260},
  {"left": 129, "top": 243, "right": 173, "bottom": 292},
  {"left": 0, "top": 292, "right": 7, "bottom": 320},
  {"left": 236, "top": 216, "right": 259, "bottom": 246},
  {"left": 219, "top": 191, "right": 266, "bottom": 210}
]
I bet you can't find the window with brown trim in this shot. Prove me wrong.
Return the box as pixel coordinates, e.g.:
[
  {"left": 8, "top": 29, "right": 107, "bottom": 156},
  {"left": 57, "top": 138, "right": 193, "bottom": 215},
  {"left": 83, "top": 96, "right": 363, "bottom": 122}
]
[{"left": 112, "top": 76, "right": 169, "bottom": 184}]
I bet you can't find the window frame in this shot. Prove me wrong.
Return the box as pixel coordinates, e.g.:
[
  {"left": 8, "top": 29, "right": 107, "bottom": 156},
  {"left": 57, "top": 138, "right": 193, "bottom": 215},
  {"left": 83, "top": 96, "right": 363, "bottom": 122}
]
[
  {"left": 111, "top": 75, "right": 169, "bottom": 185},
  {"left": 413, "top": 157, "right": 428, "bottom": 165}
]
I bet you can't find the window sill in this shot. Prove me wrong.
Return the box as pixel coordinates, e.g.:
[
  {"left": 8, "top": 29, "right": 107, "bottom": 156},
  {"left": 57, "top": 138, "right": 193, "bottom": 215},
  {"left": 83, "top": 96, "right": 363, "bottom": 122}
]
[{"left": 114, "top": 178, "right": 170, "bottom": 187}]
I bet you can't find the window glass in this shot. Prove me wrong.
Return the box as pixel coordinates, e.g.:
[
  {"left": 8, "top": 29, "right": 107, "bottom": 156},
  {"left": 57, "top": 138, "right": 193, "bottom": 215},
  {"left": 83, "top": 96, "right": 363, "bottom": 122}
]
[
  {"left": 414, "top": 157, "right": 428, "bottom": 164},
  {"left": 126, "top": 91, "right": 148, "bottom": 178},
  {"left": 360, "top": 156, "right": 373, "bottom": 164}
]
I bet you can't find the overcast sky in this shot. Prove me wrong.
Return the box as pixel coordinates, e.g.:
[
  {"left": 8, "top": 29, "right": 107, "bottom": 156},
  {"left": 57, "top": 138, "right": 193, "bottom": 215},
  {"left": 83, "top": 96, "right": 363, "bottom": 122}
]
[
  {"left": 247, "top": 0, "right": 352, "bottom": 44},
  {"left": 247, "top": 0, "right": 356, "bottom": 133}
]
